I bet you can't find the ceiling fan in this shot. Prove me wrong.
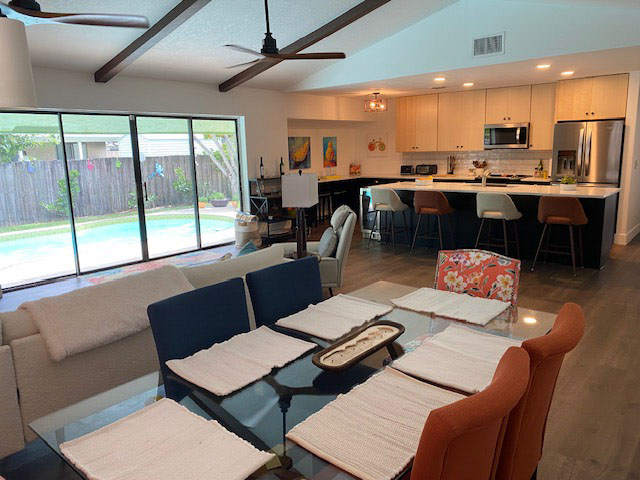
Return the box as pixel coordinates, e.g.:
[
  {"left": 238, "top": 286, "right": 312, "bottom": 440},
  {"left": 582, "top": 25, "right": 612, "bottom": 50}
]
[
  {"left": 0, "top": 0, "right": 149, "bottom": 28},
  {"left": 224, "top": 0, "right": 346, "bottom": 68}
]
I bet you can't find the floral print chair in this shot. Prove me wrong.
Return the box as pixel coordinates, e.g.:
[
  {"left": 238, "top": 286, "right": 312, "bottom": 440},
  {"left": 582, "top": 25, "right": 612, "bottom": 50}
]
[{"left": 434, "top": 249, "right": 521, "bottom": 306}]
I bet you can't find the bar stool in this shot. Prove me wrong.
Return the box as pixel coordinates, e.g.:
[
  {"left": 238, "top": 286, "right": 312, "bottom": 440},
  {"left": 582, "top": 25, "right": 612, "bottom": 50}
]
[
  {"left": 317, "top": 192, "right": 332, "bottom": 224},
  {"left": 474, "top": 192, "right": 522, "bottom": 258},
  {"left": 410, "top": 191, "right": 455, "bottom": 254},
  {"left": 531, "top": 196, "right": 587, "bottom": 276},
  {"left": 367, "top": 188, "right": 410, "bottom": 250}
]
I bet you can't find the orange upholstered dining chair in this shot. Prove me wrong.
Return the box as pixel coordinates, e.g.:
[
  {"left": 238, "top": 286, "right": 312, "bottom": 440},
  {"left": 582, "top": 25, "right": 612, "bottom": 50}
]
[
  {"left": 434, "top": 249, "right": 521, "bottom": 306},
  {"left": 410, "top": 347, "right": 530, "bottom": 480},
  {"left": 496, "top": 302, "right": 585, "bottom": 480}
]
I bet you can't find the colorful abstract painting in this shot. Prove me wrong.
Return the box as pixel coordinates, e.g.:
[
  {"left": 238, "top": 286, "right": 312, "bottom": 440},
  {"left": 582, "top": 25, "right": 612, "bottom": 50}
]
[
  {"left": 288, "top": 137, "right": 311, "bottom": 170},
  {"left": 323, "top": 137, "right": 337, "bottom": 167}
]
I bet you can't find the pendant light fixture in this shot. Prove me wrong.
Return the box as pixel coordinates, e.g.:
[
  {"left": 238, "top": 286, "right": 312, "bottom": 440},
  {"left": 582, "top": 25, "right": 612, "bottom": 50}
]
[
  {"left": 364, "top": 92, "right": 387, "bottom": 112},
  {"left": 0, "top": 16, "right": 37, "bottom": 108}
]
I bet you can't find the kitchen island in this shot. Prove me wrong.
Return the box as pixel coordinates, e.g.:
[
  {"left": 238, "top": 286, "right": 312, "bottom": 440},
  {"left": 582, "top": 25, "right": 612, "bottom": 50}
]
[{"left": 365, "top": 181, "right": 619, "bottom": 269}]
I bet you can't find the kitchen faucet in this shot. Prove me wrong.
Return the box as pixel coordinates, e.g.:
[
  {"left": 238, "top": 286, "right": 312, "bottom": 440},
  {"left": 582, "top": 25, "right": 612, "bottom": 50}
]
[{"left": 481, "top": 169, "right": 491, "bottom": 187}]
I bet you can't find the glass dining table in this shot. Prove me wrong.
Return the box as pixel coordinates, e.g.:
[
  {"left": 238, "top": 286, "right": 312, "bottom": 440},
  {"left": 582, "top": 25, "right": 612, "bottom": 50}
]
[{"left": 29, "top": 281, "right": 557, "bottom": 480}]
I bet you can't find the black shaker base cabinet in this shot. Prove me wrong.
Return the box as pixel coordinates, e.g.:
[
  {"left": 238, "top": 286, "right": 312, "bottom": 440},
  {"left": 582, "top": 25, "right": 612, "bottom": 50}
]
[{"left": 364, "top": 188, "right": 618, "bottom": 270}]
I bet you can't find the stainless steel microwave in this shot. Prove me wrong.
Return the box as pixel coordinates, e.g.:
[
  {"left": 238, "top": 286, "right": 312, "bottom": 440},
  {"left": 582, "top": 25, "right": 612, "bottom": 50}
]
[{"left": 484, "top": 123, "right": 529, "bottom": 149}]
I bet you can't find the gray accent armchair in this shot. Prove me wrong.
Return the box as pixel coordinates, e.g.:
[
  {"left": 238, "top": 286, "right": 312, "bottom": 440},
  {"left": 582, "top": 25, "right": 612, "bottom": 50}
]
[{"left": 283, "top": 205, "right": 357, "bottom": 295}]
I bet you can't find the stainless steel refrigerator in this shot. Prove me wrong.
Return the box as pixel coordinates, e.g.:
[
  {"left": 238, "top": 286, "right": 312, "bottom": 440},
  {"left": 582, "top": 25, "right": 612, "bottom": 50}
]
[{"left": 552, "top": 120, "right": 624, "bottom": 185}]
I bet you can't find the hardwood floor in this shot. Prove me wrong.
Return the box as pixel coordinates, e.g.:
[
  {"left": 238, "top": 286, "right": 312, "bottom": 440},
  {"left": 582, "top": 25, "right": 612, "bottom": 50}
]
[{"left": 1, "top": 228, "right": 639, "bottom": 479}]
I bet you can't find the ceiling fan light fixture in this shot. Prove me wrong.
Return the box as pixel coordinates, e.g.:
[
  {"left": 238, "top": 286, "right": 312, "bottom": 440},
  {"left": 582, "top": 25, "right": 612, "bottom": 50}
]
[
  {"left": 0, "top": 17, "right": 37, "bottom": 108},
  {"left": 364, "top": 92, "right": 387, "bottom": 112}
]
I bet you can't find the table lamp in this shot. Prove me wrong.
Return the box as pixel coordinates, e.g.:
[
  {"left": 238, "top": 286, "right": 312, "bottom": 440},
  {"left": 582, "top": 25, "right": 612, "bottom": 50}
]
[{"left": 282, "top": 171, "right": 318, "bottom": 258}]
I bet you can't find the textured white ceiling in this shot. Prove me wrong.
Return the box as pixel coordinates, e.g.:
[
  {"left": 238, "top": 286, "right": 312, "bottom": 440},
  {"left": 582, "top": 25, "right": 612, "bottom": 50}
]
[{"left": 23, "top": 0, "right": 455, "bottom": 90}]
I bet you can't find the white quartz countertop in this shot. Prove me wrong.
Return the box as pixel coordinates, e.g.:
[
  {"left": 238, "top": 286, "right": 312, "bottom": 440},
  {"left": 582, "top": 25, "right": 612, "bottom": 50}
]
[{"left": 369, "top": 181, "right": 620, "bottom": 199}]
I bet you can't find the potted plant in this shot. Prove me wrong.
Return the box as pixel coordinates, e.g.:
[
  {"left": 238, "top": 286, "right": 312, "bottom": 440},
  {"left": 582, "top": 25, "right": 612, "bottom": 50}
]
[
  {"left": 209, "top": 192, "right": 229, "bottom": 207},
  {"left": 230, "top": 195, "right": 239, "bottom": 208},
  {"left": 560, "top": 175, "right": 577, "bottom": 191},
  {"left": 198, "top": 196, "right": 207, "bottom": 209}
]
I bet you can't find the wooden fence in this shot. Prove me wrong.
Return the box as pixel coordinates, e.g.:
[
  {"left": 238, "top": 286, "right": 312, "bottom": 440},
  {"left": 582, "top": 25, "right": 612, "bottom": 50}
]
[{"left": 0, "top": 155, "right": 232, "bottom": 226}]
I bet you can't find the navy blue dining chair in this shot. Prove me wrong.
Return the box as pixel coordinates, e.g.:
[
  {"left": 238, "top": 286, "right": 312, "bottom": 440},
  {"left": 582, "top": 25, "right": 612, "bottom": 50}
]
[
  {"left": 147, "top": 277, "right": 250, "bottom": 401},
  {"left": 246, "top": 256, "right": 323, "bottom": 328}
]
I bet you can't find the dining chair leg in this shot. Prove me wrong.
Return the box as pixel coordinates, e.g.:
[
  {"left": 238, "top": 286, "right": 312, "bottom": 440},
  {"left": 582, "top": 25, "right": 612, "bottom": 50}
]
[
  {"left": 514, "top": 220, "right": 521, "bottom": 259},
  {"left": 328, "top": 287, "right": 334, "bottom": 297},
  {"left": 502, "top": 218, "right": 509, "bottom": 256},
  {"left": 437, "top": 214, "right": 444, "bottom": 251},
  {"left": 475, "top": 217, "right": 485, "bottom": 248},
  {"left": 569, "top": 224, "right": 576, "bottom": 276},
  {"left": 402, "top": 210, "right": 411, "bottom": 244},
  {"left": 447, "top": 214, "right": 455, "bottom": 249},
  {"left": 411, "top": 214, "right": 422, "bottom": 254},
  {"left": 368, "top": 210, "right": 378, "bottom": 248},
  {"left": 531, "top": 223, "right": 548, "bottom": 272},
  {"left": 578, "top": 225, "right": 584, "bottom": 268}
]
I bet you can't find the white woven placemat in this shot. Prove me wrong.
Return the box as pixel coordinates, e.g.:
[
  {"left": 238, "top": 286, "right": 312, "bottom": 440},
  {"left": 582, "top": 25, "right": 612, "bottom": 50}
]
[
  {"left": 167, "top": 326, "right": 316, "bottom": 396},
  {"left": 393, "top": 325, "right": 521, "bottom": 393},
  {"left": 275, "top": 294, "right": 392, "bottom": 340},
  {"left": 391, "top": 287, "right": 508, "bottom": 326},
  {"left": 60, "top": 398, "right": 274, "bottom": 480},
  {"left": 286, "top": 368, "right": 464, "bottom": 480}
]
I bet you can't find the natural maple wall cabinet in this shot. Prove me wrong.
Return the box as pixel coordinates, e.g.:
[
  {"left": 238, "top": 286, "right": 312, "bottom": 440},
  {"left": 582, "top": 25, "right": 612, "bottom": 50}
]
[
  {"left": 556, "top": 74, "right": 628, "bottom": 121},
  {"left": 529, "top": 83, "right": 556, "bottom": 150},
  {"left": 438, "top": 90, "right": 486, "bottom": 151},
  {"left": 395, "top": 95, "right": 438, "bottom": 152},
  {"left": 485, "top": 85, "right": 531, "bottom": 124}
]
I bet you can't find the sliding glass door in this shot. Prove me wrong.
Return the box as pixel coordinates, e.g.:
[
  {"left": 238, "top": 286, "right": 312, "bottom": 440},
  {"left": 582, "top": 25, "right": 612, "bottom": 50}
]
[
  {"left": 60, "top": 114, "right": 143, "bottom": 272},
  {"left": 1, "top": 112, "right": 242, "bottom": 289},
  {"left": 0, "top": 113, "right": 75, "bottom": 288},
  {"left": 192, "top": 119, "right": 239, "bottom": 247},
  {"left": 135, "top": 117, "right": 198, "bottom": 258}
]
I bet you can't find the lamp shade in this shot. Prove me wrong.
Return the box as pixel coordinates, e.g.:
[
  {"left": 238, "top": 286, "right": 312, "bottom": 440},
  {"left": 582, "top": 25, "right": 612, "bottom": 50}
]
[
  {"left": 0, "top": 18, "right": 37, "bottom": 108},
  {"left": 282, "top": 173, "right": 318, "bottom": 208}
]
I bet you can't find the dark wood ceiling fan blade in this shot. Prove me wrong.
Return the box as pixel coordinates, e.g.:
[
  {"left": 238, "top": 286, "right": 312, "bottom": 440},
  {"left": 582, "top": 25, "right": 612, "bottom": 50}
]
[
  {"left": 226, "top": 58, "right": 262, "bottom": 69},
  {"left": 265, "top": 52, "right": 346, "bottom": 60},
  {"left": 1, "top": 4, "right": 149, "bottom": 28},
  {"left": 224, "top": 44, "right": 265, "bottom": 57}
]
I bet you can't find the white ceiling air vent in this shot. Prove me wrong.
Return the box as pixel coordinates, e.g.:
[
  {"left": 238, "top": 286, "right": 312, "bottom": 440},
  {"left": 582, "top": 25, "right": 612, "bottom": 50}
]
[{"left": 473, "top": 32, "right": 505, "bottom": 57}]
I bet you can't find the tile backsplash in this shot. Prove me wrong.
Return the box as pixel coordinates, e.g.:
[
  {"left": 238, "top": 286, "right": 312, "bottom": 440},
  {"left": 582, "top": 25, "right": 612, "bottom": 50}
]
[{"left": 402, "top": 150, "right": 552, "bottom": 176}]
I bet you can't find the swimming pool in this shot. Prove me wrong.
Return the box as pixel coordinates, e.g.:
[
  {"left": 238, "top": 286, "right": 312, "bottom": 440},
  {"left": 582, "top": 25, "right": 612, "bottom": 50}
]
[{"left": 0, "top": 217, "right": 234, "bottom": 288}]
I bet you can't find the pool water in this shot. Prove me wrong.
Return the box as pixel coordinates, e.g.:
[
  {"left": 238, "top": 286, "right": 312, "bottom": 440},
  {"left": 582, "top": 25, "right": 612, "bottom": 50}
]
[{"left": 0, "top": 217, "right": 234, "bottom": 288}]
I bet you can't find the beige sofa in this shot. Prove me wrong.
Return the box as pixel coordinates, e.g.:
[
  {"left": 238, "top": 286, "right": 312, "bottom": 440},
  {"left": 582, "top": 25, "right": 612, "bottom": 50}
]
[{"left": 0, "top": 245, "right": 286, "bottom": 459}]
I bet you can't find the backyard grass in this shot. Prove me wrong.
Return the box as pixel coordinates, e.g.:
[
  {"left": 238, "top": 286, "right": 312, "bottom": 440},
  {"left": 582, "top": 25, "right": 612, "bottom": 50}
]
[{"left": 0, "top": 209, "right": 234, "bottom": 242}]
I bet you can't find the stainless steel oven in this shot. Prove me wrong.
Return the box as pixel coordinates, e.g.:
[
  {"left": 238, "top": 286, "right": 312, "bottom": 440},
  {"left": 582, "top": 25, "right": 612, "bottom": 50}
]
[{"left": 484, "top": 123, "right": 529, "bottom": 149}]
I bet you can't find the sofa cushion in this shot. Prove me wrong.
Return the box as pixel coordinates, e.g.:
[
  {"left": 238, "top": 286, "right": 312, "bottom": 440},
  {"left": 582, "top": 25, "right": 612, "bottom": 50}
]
[
  {"left": 11, "top": 330, "right": 159, "bottom": 443},
  {"left": 180, "top": 245, "right": 286, "bottom": 329},
  {"left": 317, "top": 227, "right": 338, "bottom": 257},
  {"left": 0, "top": 309, "right": 38, "bottom": 346},
  {"left": 19, "top": 266, "right": 194, "bottom": 362},
  {"left": 0, "top": 345, "right": 24, "bottom": 458}
]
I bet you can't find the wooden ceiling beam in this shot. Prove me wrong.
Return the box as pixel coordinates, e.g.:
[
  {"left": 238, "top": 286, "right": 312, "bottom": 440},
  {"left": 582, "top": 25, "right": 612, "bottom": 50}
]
[
  {"left": 218, "top": 0, "right": 392, "bottom": 92},
  {"left": 94, "top": 0, "right": 211, "bottom": 83}
]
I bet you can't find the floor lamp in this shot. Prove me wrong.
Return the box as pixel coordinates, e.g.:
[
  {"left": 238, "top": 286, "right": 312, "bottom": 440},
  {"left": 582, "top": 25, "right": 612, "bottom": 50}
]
[{"left": 282, "top": 171, "right": 318, "bottom": 259}]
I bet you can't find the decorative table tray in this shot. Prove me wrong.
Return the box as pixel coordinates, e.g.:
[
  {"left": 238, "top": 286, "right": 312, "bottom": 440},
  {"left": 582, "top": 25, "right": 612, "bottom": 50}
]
[{"left": 312, "top": 321, "right": 405, "bottom": 372}]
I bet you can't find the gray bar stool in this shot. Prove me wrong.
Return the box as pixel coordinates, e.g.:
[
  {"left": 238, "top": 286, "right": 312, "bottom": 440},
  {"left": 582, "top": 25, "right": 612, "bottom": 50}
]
[
  {"left": 368, "top": 188, "right": 410, "bottom": 250},
  {"left": 474, "top": 192, "right": 522, "bottom": 258}
]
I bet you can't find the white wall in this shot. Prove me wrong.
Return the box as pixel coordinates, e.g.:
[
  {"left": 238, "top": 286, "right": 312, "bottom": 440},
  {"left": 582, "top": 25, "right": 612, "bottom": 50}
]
[{"left": 615, "top": 71, "right": 640, "bottom": 245}]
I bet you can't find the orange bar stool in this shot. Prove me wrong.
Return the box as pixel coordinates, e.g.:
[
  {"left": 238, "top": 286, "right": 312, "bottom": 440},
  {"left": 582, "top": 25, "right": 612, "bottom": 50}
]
[
  {"left": 531, "top": 196, "right": 587, "bottom": 276},
  {"left": 410, "top": 191, "right": 455, "bottom": 254}
]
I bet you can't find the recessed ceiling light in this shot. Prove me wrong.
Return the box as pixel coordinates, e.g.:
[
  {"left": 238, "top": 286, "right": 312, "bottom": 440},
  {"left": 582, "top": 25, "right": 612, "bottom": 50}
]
[
  {"left": 523, "top": 317, "right": 538, "bottom": 325},
  {"left": 536, "top": 64, "right": 551, "bottom": 69},
  {"left": 463, "top": 82, "right": 474, "bottom": 87},
  {"left": 561, "top": 71, "right": 575, "bottom": 76},
  {"left": 434, "top": 77, "right": 446, "bottom": 82}
]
